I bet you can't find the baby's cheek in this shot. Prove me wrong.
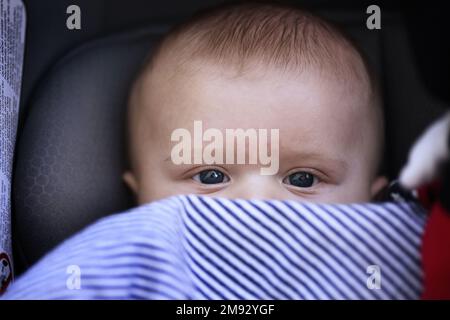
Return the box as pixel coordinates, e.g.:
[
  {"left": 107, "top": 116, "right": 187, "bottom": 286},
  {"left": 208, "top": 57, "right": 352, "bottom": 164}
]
[
  {"left": 137, "top": 178, "right": 196, "bottom": 204},
  {"left": 136, "top": 179, "right": 171, "bottom": 205},
  {"left": 319, "top": 180, "right": 372, "bottom": 203}
]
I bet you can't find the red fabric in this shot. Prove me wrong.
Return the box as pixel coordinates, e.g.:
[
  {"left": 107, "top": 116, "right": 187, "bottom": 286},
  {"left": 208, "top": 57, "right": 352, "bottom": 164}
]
[{"left": 419, "top": 184, "right": 450, "bottom": 299}]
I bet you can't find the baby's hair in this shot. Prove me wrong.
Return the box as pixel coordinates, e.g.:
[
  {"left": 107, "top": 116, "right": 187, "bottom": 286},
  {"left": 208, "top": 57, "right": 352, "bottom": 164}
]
[
  {"left": 143, "top": 2, "right": 375, "bottom": 86},
  {"left": 128, "top": 1, "right": 384, "bottom": 176}
]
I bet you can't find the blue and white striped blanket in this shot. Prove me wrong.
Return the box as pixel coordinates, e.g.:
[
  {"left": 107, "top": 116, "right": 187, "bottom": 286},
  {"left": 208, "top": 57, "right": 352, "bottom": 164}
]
[{"left": 3, "top": 195, "right": 427, "bottom": 300}]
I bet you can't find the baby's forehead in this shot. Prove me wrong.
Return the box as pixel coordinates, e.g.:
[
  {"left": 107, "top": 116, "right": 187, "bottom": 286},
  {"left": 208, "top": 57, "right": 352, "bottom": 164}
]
[
  {"left": 137, "top": 60, "right": 373, "bottom": 146},
  {"left": 138, "top": 55, "right": 372, "bottom": 116}
]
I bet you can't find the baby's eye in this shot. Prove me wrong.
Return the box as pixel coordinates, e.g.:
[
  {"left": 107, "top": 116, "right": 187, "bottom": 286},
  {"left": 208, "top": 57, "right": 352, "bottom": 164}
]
[
  {"left": 192, "top": 169, "right": 230, "bottom": 184},
  {"left": 283, "top": 171, "right": 318, "bottom": 188}
]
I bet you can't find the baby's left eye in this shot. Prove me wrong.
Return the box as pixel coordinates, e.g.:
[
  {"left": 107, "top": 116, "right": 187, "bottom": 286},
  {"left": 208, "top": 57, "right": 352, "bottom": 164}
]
[
  {"left": 283, "top": 171, "right": 318, "bottom": 188},
  {"left": 192, "top": 169, "right": 230, "bottom": 184}
]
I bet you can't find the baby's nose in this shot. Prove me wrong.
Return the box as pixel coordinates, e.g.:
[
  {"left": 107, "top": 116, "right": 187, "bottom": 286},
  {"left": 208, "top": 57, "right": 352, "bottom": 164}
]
[{"left": 224, "top": 174, "right": 282, "bottom": 200}]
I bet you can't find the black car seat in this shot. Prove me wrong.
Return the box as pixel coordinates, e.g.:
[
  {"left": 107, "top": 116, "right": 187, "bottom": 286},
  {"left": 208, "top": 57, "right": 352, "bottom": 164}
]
[{"left": 12, "top": 11, "right": 447, "bottom": 273}]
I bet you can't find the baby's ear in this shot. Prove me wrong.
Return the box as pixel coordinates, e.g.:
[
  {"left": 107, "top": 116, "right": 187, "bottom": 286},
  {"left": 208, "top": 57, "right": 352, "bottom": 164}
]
[
  {"left": 122, "top": 171, "right": 139, "bottom": 195},
  {"left": 370, "top": 175, "right": 389, "bottom": 199}
]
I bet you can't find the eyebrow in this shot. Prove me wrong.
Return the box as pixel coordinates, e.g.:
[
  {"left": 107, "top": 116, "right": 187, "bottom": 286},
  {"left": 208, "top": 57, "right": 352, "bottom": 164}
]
[
  {"left": 281, "top": 151, "right": 348, "bottom": 174},
  {"left": 283, "top": 152, "right": 346, "bottom": 164},
  {"left": 164, "top": 150, "right": 347, "bottom": 169}
]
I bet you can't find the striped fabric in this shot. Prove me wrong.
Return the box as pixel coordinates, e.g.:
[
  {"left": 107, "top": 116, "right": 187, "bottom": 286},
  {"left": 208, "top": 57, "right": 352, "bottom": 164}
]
[{"left": 3, "top": 195, "right": 426, "bottom": 300}]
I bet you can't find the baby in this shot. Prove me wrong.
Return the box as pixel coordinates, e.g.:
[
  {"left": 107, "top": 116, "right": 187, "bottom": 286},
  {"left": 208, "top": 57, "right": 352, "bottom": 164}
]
[{"left": 123, "top": 2, "right": 388, "bottom": 204}]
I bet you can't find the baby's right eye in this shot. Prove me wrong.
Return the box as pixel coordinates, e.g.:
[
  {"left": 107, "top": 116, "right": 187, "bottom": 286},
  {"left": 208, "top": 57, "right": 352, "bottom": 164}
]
[{"left": 192, "top": 169, "right": 230, "bottom": 184}]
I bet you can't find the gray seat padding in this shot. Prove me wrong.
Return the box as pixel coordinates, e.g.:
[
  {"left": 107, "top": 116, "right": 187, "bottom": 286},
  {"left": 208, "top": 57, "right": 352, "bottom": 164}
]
[
  {"left": 13, "top": 26, "right": 166, "bottom": 267},
  {"left": 12, "top": 15, "right": 447, "bottom": 270}
]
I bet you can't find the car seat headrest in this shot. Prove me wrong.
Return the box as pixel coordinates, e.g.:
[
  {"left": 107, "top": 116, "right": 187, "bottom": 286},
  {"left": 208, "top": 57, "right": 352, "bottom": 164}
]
[{"left": 13, "top": 27, "right": 165, "bottom": 266}]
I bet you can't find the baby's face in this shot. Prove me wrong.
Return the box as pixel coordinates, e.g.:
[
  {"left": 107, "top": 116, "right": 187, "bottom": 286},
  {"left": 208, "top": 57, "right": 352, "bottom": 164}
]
[{"left": 124, "top": 62, "right": 386, "bottom": 204}]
